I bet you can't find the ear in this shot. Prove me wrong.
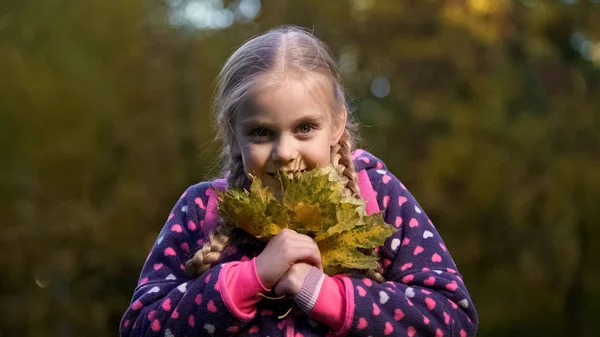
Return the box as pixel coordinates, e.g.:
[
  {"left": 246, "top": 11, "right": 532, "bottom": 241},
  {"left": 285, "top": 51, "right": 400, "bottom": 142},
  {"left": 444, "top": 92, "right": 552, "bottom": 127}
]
[{"left": 330, "top": 108, "right": 348, "bottom": 146}]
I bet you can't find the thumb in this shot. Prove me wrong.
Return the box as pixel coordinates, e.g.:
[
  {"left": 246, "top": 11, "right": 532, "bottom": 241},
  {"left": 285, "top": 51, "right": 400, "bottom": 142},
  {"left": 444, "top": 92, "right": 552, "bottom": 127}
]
[
  {"left": 273, "top": 281, "right": 285, "bottom": 296},
  {"left": 273, "top": 271, "right": 292, "bottom": 296}
]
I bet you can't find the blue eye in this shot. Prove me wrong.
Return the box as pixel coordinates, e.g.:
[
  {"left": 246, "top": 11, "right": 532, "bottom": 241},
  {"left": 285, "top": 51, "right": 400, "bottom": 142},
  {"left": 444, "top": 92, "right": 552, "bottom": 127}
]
[{"left": 297, "top": 124, "right": 314, "bottom": 134}]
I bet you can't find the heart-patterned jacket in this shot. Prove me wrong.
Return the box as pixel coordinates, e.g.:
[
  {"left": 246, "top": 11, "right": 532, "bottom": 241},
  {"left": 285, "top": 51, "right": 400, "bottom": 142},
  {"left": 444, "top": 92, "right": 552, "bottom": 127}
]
[{"left": 120, "top": 150, "right": 478, "bottom": 337}]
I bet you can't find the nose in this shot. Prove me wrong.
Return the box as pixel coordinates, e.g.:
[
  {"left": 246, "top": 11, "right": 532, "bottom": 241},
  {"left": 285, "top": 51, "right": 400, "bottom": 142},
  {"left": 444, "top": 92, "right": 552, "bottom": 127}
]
[{"left": 272, "top": 135, "right": 299, "bottom": 169}]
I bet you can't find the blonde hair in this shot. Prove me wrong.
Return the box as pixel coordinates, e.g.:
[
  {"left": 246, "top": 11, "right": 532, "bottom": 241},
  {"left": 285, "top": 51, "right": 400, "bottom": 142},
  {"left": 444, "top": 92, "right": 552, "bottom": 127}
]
[{"left": 185, "top": 26, "right": 384, "bottom": 282}]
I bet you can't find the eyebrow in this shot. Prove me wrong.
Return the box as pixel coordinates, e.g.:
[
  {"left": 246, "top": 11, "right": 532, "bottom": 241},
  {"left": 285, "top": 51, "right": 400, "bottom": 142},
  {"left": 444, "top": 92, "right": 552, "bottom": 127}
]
[
  {"left": 239, "top": 117, "right": 270, "bottom": 128},
  {"left": 240, "top": 113, "right": 324, "bottom": 129}
]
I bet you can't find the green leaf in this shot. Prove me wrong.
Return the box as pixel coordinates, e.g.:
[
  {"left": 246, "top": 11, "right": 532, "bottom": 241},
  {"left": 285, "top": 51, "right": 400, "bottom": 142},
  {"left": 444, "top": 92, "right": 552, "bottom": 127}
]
[{"left": 217, "top": 166, "right": 397, "bottom": 275}]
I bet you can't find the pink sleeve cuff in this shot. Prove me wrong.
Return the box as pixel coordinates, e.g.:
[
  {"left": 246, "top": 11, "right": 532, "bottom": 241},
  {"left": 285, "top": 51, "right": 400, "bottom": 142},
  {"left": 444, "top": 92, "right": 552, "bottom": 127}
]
[
  {"left": 218, "top": 258, "right": 270, "bottom": 321},
  {"left": 309, "top": 274, "right": 347, "bottom": 332}
]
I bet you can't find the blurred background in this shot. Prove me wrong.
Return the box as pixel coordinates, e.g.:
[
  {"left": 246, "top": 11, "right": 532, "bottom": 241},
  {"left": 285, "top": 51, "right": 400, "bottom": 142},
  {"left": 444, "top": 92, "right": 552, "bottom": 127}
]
[{"left": 1, "top": 0, "right": 599, "bottom": 336}]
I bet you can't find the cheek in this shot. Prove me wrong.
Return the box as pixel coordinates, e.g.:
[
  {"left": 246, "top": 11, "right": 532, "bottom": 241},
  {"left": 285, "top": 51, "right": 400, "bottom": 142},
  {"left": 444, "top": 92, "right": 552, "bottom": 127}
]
[
  {"left": 303, "top": 140, "right": 332, "bottom": 169},
  {"left": 317, "top": 147, "right": 331, "bottom": 167},
  {"left": 240, "top": 145, "right": 270, "bottom": 172}
]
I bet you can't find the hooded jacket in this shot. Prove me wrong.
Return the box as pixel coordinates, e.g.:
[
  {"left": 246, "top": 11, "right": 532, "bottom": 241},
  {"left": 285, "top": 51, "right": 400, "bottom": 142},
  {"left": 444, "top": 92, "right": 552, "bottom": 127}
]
[{"left": 120, "top": 150, "right": 478, "bottom": 336}]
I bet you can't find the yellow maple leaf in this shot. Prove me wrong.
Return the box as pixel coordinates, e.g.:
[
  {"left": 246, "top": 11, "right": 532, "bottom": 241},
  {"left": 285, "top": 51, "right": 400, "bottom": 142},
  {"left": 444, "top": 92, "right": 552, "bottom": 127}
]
[{"left": 216, "top": 166, "right": 396, "bottom": 275}]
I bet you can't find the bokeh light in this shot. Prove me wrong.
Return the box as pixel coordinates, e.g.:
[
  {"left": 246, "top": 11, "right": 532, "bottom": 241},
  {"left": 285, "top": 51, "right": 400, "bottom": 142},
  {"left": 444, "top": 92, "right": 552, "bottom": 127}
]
[
  {"left": 169, "top": 0, "right": 261, "bottom": 29},
  {"left": 370, "top": 77, "right": 390, "bottom": 98}
]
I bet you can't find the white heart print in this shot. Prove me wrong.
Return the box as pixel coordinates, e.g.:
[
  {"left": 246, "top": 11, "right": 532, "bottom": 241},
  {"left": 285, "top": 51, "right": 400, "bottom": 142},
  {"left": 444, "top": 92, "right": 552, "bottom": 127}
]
[
  {"left": 423, "top": 230, "right": 433, "bottom": 239},
  {"left": 458, "top": 299, "right": 469, "bottom": 308},
  {"left": 166, "top": 274, "right": 176, "bottom": 280},
  {"left": 204, "top": 324, "right": 215, "bottom": 334},
  {"left": 379, "top": 291, "right": 390, "bottom": 304},
  {"left": 391, "top": 238, "right": 401, "bottom": 251},
  {"left": 414, "top": 206, "right": 422, "bottom": 213},
  {"left": 147, "top": 286, "right": 160, "bottom": 294},
  {"left": 405, "top": 287, "right": 415, "bottom": 298},
  {"left": 177, "top": 282, "right": 187, "bottom": 293}
]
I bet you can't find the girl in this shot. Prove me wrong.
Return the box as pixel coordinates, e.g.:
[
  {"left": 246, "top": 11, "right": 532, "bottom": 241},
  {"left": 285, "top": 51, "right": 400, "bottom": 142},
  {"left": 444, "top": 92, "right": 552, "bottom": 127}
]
[{"left": 120, "top": 26, "right": 478, "bottom": 337}]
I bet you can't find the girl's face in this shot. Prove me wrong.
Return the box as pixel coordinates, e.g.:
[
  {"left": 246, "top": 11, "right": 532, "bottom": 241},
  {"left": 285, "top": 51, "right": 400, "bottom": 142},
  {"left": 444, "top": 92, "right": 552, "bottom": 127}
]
[{"left": 234, "top": 75, "right": 345, "bottom": 195}]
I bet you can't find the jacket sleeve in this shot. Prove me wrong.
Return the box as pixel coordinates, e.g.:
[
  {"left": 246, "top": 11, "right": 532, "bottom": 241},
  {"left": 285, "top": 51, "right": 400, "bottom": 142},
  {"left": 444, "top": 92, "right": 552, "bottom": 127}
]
[
  {"left": 119, "top": 182, "right": 256, "bottom": 336},
  {"left": 332, "top": 169, "right": 478, "bottom": 337}
]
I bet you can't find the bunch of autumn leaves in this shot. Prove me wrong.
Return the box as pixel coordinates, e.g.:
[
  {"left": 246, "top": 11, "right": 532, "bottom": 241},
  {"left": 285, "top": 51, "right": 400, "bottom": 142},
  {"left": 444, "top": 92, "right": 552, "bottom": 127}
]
[{"left": 216, "top": 166, "right": 396, "bottom": 276}]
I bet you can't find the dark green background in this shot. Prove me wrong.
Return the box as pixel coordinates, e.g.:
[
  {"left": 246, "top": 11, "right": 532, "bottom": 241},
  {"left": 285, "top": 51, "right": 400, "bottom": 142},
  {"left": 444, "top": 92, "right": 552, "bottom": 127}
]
[{"left": 2, "top": 0, "right": 599, "bottom": 336}]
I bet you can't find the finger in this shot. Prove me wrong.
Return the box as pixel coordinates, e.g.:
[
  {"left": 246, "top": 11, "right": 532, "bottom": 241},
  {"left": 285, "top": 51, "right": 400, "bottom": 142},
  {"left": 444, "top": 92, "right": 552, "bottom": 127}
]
[
  {"left": 278, "top": 235, "right": 318, "bottom": 254},
  {"left": 302, "top": 243, "right": 322, "bottom": 268},
  {"left": 277, "top": 228, "right": 318, "bottom": 243},
  {"left": 310, "top": 249, "right": 322, "bottom": 269},
  {"left": 312, "top": 255, "right": 323, "bottom": 270},
  {"left": 277, "top": 228, "right": 319, "bottom": 244},
  {"left": 272, "top": 231, "right": 307, "bottom": 249},
  {"left": 295, "top": 234, "right": 319, "bottom": 245},
  {"left": 274, "top": 284, "right": 282, "bottom": 296},
  {"left": 285, "top": 241, "right": 321, "bottom": 261},
  {"left": 273, "top": 281, "right": 285, "bottom": 296},
  {"left": 279, "top": 231, "right": 315, "bottom": 246},
  {"left": 290, "top": 246, "right": 322, "bottom": 268},
  {"left": 276, "top": 228, "right": 298, "bottom": 237}
]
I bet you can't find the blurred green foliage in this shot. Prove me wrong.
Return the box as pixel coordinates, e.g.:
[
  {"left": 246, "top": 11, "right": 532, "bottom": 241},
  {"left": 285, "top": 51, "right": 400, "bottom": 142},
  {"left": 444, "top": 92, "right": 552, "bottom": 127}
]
[{"left": 1, "top": 0, "right": 599, "bottom": 336}]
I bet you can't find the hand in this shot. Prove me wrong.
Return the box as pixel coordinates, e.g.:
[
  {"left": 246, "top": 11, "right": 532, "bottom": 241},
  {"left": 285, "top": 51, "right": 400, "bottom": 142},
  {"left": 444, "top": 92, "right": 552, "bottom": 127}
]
[
  {"left": 255, "top": 229, "right": 322, "bottom": 289},
  {"left": 273, "top": 262, "right": 313, "bottom": 296}
]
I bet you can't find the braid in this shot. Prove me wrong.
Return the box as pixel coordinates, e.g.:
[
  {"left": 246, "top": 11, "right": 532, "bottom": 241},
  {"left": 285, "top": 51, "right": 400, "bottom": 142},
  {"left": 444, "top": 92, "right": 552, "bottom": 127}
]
[
  {"left": 330, "top": 129, "right": 360, "bottom": 197},
  {"left": 186, "top": 155, "right": 250, "bottom": 277},
  {"left": 227, "top": 155, "right": 251, "bottom": 190},
  {"left": 332, "top": 128, "right": 386, "bottom": 283},
  {"left": 185, "top": 225, "right": 232, "bottom": 277}
]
